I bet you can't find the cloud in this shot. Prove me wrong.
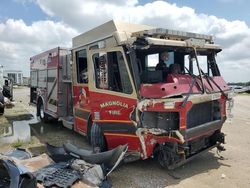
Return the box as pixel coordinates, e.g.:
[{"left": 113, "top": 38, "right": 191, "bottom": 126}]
[
  {"left": 0, "top": 19, "right": 77, "bottom": 75},
  {"left": 33, "top": 0, "right": 250, "bottom": 82},
  {"left": 0, "top": 0, "right": 249, "bottom": 82}
]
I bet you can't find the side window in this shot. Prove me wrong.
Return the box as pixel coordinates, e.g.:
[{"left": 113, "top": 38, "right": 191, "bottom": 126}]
[
  {"left": 166, "top": 52, "right": 174, "bottom": 68},
  {"left": 111, "top": 51, "right": 133, "bottom": 94},
  {"left": 76, "top": 49, "right": 88, "bottom": 83},
  {"left": 146, "top": 54, "right": 159, "bottom": 71},
  {"left": 93, "top": 51, "right": 133, "bottom": 94},
  {"left": 145, "top": 52, "right": 174, "bottom": 71},
  {"left": 93, "top": 52, "right": 108, "bottom": 89}
]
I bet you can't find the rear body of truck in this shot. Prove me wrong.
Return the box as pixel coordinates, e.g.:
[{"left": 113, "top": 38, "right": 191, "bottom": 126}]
[{"left": 30, "top": 47, "right": 72, "bottom": 121}]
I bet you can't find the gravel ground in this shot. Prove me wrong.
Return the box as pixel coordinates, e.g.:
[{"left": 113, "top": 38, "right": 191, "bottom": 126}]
[{"left": 1, "top": 87, "right": 250, "bottom": 188}]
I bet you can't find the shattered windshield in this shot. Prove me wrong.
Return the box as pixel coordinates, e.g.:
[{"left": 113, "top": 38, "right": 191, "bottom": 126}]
[
  {"left": 133, "top": 46, "right": 227, "bottom": 97},
  {"left": 136, "top": 47, "right": 220, "bottom": 85}
]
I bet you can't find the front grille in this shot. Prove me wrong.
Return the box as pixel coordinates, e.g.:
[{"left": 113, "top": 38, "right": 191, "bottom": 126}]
[
  {"left": 186, "top": 101, "right": 221, "bottom": 129},
  {"left": 142, "top": 111, "right": 179, "bottom": 131}
]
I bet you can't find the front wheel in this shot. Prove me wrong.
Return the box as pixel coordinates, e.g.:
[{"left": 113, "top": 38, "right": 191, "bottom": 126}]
[
  {"left": 90, "top": 123, "right": 107, "bottom": 152},
  {"left": 37, "top": 100, "right": 49, "bottom": 123},
  {"left": 157, "top": 144, "right": 180, "bottom": 169}
]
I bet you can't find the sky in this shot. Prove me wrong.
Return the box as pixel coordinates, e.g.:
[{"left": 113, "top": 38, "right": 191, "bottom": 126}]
[{"left": 0, "top": 0, "right": 249, "bottom": 82}]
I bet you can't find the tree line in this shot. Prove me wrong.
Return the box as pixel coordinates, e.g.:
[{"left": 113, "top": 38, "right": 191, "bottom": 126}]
[{"left": 228, "top": 81, "right": 250, "bottom": 86}]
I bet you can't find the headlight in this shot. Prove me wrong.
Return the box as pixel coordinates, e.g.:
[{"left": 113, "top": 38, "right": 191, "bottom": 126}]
[{"left": 211, "top": 93, "right": 221, "bottom": 100}]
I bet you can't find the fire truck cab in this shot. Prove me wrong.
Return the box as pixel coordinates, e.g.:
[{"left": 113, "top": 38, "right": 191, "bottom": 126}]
[{"left": 30, "top": 20, "right": 233, "bottom": 169}]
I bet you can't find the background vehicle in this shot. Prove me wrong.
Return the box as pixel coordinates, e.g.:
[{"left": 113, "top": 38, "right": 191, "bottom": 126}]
[
  {"left": 0, "top": 89, "right": 4, "bottom": 115},
  {"left": 0, "top": 65, "right": 13, "bottom": 115},
  {"left": 30, "top": 20, "right": 233, "bottom": 168}
]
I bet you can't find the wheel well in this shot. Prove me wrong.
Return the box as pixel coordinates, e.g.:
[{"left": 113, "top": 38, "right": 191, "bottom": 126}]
[{"left": 153, "top": 143, "right": 160, "bottom": 157}]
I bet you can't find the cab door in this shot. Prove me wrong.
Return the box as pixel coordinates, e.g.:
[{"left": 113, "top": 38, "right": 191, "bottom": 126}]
[
  {"left": 72, "top": 48, "right": 90, "bottom": 134},
  {"left": 88, "top": 47, "right": 138, "bottom": 148}
]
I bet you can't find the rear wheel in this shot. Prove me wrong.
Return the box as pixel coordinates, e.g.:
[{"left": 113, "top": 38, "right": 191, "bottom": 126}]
[
  {"left": 90, "top": 123, "right": 107, "bottom": 152},
  {"left": 37, "top": 100, "right": 49, "bottom": 123}
]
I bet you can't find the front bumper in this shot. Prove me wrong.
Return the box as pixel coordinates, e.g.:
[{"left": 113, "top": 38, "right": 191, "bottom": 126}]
[
  {"left": 137, "top": 119, "right": 225, "bottom": 159},
  {"left": 185, "top": 119, "right": 225, "bottom": 140}
]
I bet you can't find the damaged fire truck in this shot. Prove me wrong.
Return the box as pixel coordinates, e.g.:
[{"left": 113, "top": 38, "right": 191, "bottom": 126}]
[{"left": 30, "top": 20, "right": 233, "bottom": 169}]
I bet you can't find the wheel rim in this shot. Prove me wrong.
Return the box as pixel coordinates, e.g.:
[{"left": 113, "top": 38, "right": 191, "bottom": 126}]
[{"left": 40, "top": 103, "right": 45, "bottom": 119}]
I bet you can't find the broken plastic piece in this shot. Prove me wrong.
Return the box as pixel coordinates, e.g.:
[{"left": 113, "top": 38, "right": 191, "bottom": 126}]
[
  {"left": 35, "top": 162, "right": 80, "bottom": 188},
  {"left": 70, "top": 159, "right": 104, "bottom": 186},
  {"left": 63, "top": 143, "right": 128, "bottom": 169},
  {"left": 0, "top": 159, "right": 37, "bottom": 188},
  {"left": 3, "top": 148, "right": 32, "bottom": 160},
  {"left": 46, "top": 142, "right": 73, "bottom": 163}
]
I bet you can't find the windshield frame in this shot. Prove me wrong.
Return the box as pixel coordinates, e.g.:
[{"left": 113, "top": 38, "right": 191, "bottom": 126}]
[{"left": 131, "top": 45, "right": 225, "bottom": 96}]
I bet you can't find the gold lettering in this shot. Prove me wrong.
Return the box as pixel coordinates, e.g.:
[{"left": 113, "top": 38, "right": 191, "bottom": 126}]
[{"left": 99, "top": 101, "right": 129, "bottom": 109}]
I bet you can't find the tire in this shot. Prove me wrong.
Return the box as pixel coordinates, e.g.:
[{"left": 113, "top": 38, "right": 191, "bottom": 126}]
[
  {"left": 90, "top": 123, "right": 107, "bottom": 152},
  {"left": 37, "top": 100, "right": 49, "bottom": 123},
  {"left": 86, "top": 118, "right": 92, "bottom": 144}
]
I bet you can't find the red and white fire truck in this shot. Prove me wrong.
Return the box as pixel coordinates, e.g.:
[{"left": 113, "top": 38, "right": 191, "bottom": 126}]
[{"left": 30, "top": 20, "right": 233, "bottom": 169}]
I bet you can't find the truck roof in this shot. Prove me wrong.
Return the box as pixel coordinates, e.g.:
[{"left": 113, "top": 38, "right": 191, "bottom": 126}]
[
  {"left": 72, "top": 20, "right": 218, "bottom": 49},
  {"left": 72, "top": 20, "right": 154, "bottom": 48},
  {"left": 30, "top": 47, "right": 69, "bottom": 61}
]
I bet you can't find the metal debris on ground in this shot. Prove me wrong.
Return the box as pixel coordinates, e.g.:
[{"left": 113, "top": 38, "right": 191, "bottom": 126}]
[
  {"left": 35, "top": 162, "right": 80, "bottom": 188},
  {"left": 0, "top": 143, "right": 127, "bottom": 187}
]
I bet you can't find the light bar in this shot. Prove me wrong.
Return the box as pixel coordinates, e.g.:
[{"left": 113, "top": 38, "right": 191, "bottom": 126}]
[
  {"left": 132, "top": 28, "right": 213, "bottom": 43},
  {"left": 145, "top": 37, "right": 221, "bottom": 50}
]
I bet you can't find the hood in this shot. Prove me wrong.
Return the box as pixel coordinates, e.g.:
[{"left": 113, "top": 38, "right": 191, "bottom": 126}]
[{"left": 140, "top": 74, "right": 230, "bottom": 99}]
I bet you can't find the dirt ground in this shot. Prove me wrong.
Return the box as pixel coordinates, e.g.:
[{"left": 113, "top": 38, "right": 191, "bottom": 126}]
[{"left": 1, "top": 87, "right": 250, "bottom": 188}]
